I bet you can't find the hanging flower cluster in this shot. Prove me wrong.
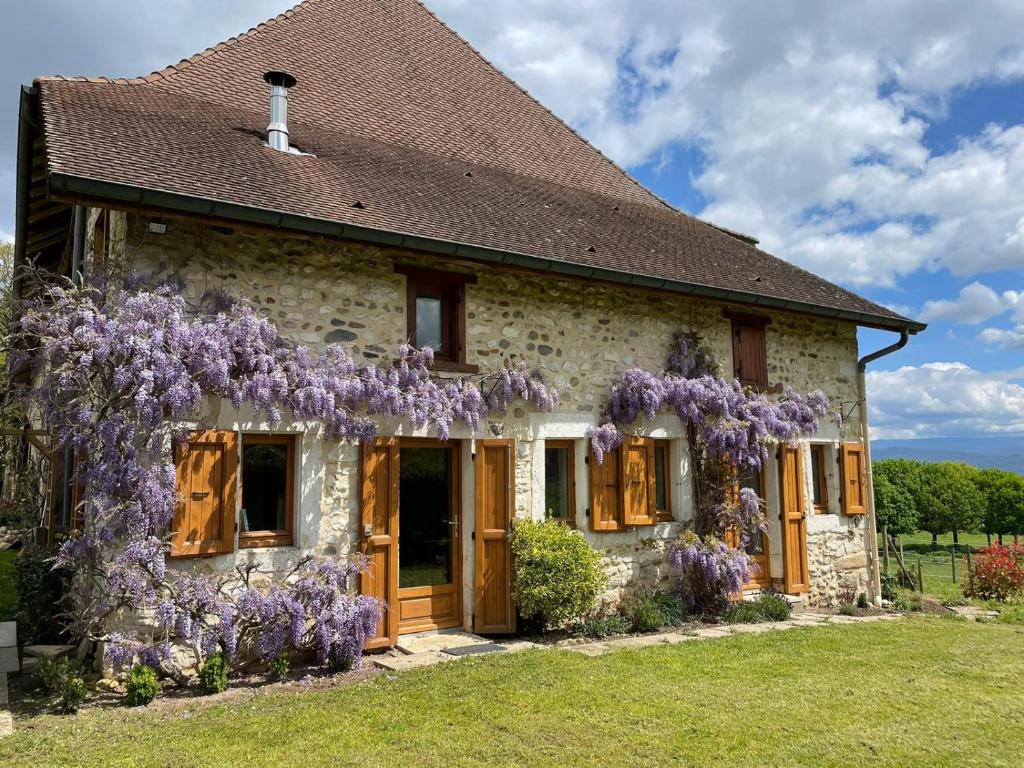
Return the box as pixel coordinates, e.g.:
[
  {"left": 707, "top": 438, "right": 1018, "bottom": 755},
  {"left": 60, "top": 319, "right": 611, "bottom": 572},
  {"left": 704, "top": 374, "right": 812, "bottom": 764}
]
[
  {"left": 17, "top": 278, "right": 557, "bottom": 679},
  {"left": 669, "top": 530, "right": 751, "bottom": 614},
  {"left": 588, "top": 331, "right": 831, "bottom": 542}
]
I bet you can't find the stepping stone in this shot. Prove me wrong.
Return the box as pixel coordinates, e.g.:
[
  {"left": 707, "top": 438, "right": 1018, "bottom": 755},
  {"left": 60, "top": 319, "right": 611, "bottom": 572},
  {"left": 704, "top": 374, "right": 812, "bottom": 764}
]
[
  {"left": 0, "top": 623, "right": 15, "bottom": 649},
  {"left": 373, "top": 652, "right": 451, "bottom": 671},
  {"left": 946, "top": 605, "right": 1000, "bottom": 622},
  {"left": 691, "top": 627, "right": 731, "bottom": 639},
  {"left": 495, "top": 640, "right": 540, "bottom": 653},
  {"left": 0, "top": 648, "right": 17, "bottom": 674},
  {"left": 442, "top": 643, "right": 507, "bottom": 657},
  {"left": 826, "top": 615, "right": 859, "bottom": 623},
  {"left": 395, "top": 630, "right": 491, "bottom": 655},
  {"left": 727, "top": 623, "right": 776, "bottom": 634}
]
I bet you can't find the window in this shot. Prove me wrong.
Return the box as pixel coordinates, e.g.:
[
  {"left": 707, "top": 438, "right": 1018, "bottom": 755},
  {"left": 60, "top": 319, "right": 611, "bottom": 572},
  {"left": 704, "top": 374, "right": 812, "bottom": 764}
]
[
  {"left": 654, "top": 439, "right": 672, "bottom": 522},
  {"left": 395, "top": 265, "right": 477, "bottom": 372},
  {"left": 731, "top": 467, "right": 770, "bottom": 587},
  {"left": 544, "top": 440, "right": 576, "bottom": 526},
  {"left": 240, "top": 434, "right": 295, "bottom": 548},
  {"left": 589, "top": 437, "right": 657, "bottom": 531},
  {"left": 809, "top": 444, "right": 829, "bottom": 513},
  {"left": 727, "top": 312, "right": 769, "bottom": 390}
]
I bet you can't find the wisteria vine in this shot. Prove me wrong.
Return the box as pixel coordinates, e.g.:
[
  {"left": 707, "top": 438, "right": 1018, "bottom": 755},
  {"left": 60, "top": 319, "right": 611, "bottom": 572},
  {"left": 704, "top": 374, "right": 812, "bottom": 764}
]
[{"left": 17, "top": 277, "right": 557, "bottom": 680}]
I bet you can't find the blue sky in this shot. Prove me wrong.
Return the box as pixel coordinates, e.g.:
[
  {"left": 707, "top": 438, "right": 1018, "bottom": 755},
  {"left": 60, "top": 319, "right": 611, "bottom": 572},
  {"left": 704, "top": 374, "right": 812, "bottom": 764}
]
[{"left": 1, "top": 1, "right": 1023, "bottom": 439}]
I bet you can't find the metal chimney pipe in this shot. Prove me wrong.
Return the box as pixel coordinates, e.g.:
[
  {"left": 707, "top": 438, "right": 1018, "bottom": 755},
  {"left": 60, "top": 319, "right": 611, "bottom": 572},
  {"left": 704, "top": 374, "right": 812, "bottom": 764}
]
[{"left": 264, "top": 70, "right": 297, "bottom": 152}]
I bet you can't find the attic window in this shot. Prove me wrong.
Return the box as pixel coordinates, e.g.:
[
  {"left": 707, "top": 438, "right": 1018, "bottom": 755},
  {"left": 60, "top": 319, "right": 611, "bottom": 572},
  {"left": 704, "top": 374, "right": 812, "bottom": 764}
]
[
  {"left": 394, "top": 265, "right": 478, "bottom": 373},
  {"left": 585, "top": 245, "right": 596, "bottom": 253},
  {"left": 351, "top": 201, "right": 366, "bottom": 209}
]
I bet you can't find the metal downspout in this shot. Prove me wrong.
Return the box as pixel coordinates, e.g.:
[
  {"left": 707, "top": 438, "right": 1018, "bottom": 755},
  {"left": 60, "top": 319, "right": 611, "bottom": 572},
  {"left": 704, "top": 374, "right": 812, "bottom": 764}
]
[{"left": 857, "top": 329, "right": 910, "bottom": 605}]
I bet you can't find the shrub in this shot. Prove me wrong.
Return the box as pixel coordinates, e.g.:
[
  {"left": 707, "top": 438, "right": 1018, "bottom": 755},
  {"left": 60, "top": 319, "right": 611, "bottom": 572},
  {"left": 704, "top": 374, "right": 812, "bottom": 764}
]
[
  {"left": 198, "top": 652, "right": 228, "bottom": 695},
  {"left": 512, "top": 519, "right": 606, "bottom": 629},
  {"left": 125, "top": 665, "right": 160, "bottom": 707},
  {"left": 268, "top": 652, "right": 289, "bottom": 681},
  {"left": 668, "top": 530, "right": 749, "bottom": 615},
  {"left": 856, "top": 592, "right": 870, "bottom": 610},
  {"left": 753, "top": 593, "right": 792, "bottom": 622},
  {"left": 619, "top": 588, "right": 665, "bottom": 633},
  {"left": 59, "top": 672, "right": 87, "bottom": 714},
  {"left": 838, "top": 603, "right": 857, "bottom": 616},
  {"left": 964, "top": 544, "right": 1024, "bottom": 602},
  {"left": 723, "top": 593, "right": 792, "bottom": 624},
  {"left": 36, "top": 657, "right": 62, "bottom": 694},
  {"left": 327, "top": 650, "right": 354, "bottom": 674},
  {"left": 570, "top": 613, "right": 630, "bottom": 639}
]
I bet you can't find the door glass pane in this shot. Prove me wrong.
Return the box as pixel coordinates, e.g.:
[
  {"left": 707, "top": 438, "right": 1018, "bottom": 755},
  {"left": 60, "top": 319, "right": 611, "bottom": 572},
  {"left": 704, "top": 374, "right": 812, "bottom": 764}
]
[
  {"left": 654, "top": 445, "right": 667, "bottom": 512},
  {"left": 415, "top": 295, "right": 444, "bottom": 351},
  {"left": 399, "top": 447, "right": 453, "bottom": 588},
  {"left": 544, "top": 446, "right": 570, "bottom": 520},
  {"left": 241, "top": 441, "right": 288, "bottom": 532}
]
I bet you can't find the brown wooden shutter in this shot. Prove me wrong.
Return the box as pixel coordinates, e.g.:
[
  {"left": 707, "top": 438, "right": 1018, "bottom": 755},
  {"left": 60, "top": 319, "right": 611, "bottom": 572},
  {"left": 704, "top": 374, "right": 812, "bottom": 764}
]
[
  {"left": 731, "top": 318, "right": 768, "bottom": 389},
  {"left": 474, "top": 439, "right": 516, "bottom": 634},
  {"left": 622, "top": 437, "right": 657, "bottom": 526},
  {"left": 840, "top": 442, "right": 867, "bottom": 515},
  {"left": 589, "top": 445, "right": 622, "bottom": 531},
  {"left": 360, "top": 438, "right": 399, "bottom": 649},
  {"left": 171, "top": 430, "right": 238, "bottom": 557},
  {"left": 778, "top": 444, "right": 810, "bottom": 593}
]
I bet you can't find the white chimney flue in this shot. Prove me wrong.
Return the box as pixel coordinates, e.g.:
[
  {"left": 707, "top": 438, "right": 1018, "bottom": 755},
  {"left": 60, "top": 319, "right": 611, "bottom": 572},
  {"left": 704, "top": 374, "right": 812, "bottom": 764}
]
[{"left": 264, "top": 70, "right": 297, "bottom": 152}]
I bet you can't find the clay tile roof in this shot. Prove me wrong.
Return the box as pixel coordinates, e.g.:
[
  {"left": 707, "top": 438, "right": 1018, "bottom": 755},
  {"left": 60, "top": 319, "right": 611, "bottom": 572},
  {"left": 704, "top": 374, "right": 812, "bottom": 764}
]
[{"left": 32, "top": 0, "right": 922, "bottom": 331}]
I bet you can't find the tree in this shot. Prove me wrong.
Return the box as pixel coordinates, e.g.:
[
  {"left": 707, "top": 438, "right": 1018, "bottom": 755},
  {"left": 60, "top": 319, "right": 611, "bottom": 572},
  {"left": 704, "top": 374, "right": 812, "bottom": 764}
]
[
  {"left": 917, "top": 462, "right": 984, "bottom": 546},
  {"left": 976, "top": 468, "right": 1024, "bottom": 542},
  {"left": 873, "top": 473, "right": 918, "bottom": 537}
]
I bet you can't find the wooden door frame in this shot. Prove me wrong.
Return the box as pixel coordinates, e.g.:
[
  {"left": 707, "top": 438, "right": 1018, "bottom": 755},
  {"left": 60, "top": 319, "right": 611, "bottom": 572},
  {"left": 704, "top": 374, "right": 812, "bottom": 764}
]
[
  {"left": 360, "top": 438, "right": 399, "bottom": 650},
  {"left": 778, "top": 443, "right": 811, "bottom": 594},
  {"left": 395, "top": 437, "right": 463, "bottom": 634},
  {"left": 474, "top": 438, "right": 516, "bottom": 634}
]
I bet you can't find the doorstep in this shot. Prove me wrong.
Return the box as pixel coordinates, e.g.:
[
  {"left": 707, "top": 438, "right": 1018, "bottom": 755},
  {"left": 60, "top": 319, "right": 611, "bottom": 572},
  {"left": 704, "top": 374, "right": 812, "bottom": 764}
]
[{"left": 395, "top": 630, "right": 492, "bottom": 655}]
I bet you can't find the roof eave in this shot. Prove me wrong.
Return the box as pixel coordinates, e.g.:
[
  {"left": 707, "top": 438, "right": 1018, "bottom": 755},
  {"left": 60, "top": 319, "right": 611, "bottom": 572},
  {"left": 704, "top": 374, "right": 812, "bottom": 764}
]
[{"left": 46, "top": 171, "right": 928, "bottom": 334}]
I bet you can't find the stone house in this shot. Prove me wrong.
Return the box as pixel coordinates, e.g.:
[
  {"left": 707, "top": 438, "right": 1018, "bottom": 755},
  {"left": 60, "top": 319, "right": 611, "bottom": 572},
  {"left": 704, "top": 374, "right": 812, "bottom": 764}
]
[{"left": 13, "top": 0, "right": 924, "bottom": 647}]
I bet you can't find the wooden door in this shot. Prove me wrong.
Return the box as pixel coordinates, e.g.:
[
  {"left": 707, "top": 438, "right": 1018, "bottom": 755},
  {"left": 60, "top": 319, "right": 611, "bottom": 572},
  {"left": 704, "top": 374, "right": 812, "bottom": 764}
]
[
  {"left": 361, "top": 438, "right": 399, "bottom": 650},
  {"left": 474, "top": 439, "right": 515, "bottom": 634},
  {"left": 171, "top": 430, "right": 237, "bottom": 557},
  {"left": 778, "top": 444, "right": 810, "bottom": 594}
]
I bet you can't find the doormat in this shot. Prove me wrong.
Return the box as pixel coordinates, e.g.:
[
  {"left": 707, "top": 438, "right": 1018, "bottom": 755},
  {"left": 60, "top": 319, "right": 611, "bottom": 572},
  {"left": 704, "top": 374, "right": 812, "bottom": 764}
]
[{"left": 442, "top": 643, "right": 508, "bottom": 657}]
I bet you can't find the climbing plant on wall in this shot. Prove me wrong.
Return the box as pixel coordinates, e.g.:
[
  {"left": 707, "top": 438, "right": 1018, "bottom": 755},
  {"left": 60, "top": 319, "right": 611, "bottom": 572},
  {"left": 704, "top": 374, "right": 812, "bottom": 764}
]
[{"left": 15, "top": 275, "right": 558, "bottom": 682}]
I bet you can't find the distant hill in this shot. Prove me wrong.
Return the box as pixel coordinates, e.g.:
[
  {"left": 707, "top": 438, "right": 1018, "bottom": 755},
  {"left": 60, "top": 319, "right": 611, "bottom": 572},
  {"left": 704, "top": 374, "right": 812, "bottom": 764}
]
[{"left": 872, "top": 436, "right": 1024, "bottom": 474}]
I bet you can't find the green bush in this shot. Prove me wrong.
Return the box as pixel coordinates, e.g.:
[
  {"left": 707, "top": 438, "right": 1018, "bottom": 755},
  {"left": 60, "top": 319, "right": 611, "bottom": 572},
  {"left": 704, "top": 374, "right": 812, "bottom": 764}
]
[
  {"left": 268, "top": 652, "right": 289, "bottom": 681},
  {"left": 59, "top": 673, "right": 87, "bottom": 714},
  {"left": 724, "top": 593, "right": 792, "bottom": 623},
  {"left": 512, "top": 519, "right": 606, "bottom": 629},
  {"left": 838, "top": 603, "right": 857, "bottom": 616},
  {"left": 570, "top": 613, "right": 630, "bottom": 639},
  {"left": 198, "top": 652, "right": 228, "bottom": 695},
  {"left": 856, "top": 592, "right": 870, "bottom": 610},
  {"left": 125, "top": 664, "right": 160, "bottom": 707},
  {"left": 619, "top": 587, "right": 684, "bottom": 632}
]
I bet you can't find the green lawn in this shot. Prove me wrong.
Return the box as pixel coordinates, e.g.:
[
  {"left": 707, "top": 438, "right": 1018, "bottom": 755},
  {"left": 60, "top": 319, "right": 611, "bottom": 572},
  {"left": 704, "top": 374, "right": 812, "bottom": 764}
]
[
  {"left": 0, "top": 549, "right": 16, "bottom": 622},
  {"left": 3, "top": 618, "right": 1023, "bottom": 767},
  {"left": 881, "top": 531, "right": 996, "bottom": 602}
]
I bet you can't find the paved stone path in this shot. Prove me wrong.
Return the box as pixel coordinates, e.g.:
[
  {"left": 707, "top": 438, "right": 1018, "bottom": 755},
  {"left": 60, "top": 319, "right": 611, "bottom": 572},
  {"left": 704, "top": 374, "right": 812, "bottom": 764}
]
[{"left": 372, "top": 613, "right": 902, "bottom": 670}]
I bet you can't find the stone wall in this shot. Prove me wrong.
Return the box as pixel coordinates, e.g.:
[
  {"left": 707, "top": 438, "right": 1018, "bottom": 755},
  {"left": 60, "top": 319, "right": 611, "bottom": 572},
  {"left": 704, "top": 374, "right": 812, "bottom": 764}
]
[{"left": 106, "top": 211, "right": 871, "bottom": 611}]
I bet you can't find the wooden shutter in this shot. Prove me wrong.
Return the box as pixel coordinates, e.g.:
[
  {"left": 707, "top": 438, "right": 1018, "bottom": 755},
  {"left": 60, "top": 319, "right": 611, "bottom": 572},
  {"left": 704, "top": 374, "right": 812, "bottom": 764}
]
[
  {"left": 730, "top": 317, "right": 768, "bottom": 390},
  {"left": 589, "top": 445, "right": 622, "bottom": 531},
  {"left": 171, "top": 430, "right": 238, "bottom": 557},
  {"left": 361, "top": 438, "right": 399, "bottom": 650},
  {"left": 778, "top": 444, "right": 810, "bottom": 593},
  {"left": 622, "top": 437, "right": 657, "bottom": 526},
  {"left": 475, "top": 439, "right": 515, "bottom": 634},
  {"left": 840, "top": 442, "right": 867, "bottom": 515}
]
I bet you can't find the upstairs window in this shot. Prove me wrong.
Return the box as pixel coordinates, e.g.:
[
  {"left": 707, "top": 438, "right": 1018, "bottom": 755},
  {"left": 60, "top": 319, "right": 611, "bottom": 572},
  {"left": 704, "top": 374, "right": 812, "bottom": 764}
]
[
  {"left": 727, "top": 312, "right": 769, "bottom": 390},
  {"left": 544, "top": 440, "right": 576, "bottom": 526},
  {"left": 395, "top": 265, "right": 477, "bottom": 372},
  {"left": 809, "top": 444, "right": 829, "bottom": 514}
]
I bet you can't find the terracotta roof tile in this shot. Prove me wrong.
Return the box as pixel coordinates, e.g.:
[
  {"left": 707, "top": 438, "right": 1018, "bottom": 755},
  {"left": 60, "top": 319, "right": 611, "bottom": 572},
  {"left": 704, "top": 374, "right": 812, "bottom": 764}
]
[{"left": 33, "top": 0, "right": 919, "bottom": 329}]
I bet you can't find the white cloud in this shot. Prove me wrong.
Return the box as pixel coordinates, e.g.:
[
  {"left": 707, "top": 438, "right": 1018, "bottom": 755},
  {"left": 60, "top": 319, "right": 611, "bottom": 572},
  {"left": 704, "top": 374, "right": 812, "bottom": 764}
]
[
  {"left": 866, "top": 362, "right": 1024, "bottom": 438},
  {"left": 431, "top": 0, "right": 1024, "bottom": 287},
  {"left": 920, "top": 281, "right": 1006, "bottom": 324},
  {"left": 978, "top": 325, "right": 1024, "bottom": 349}
]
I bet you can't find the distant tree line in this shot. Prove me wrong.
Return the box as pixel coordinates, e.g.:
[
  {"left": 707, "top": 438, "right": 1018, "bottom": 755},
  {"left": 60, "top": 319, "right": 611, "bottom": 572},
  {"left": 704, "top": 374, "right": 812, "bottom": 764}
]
[{"left": 873, "top": 459, "right": 1024, "bottom": 546}]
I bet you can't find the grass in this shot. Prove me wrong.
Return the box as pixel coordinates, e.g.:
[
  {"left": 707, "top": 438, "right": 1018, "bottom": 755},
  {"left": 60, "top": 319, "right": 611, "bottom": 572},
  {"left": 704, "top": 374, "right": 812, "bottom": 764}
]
[
  {"left": 0, "top": 549, "right": 16, "bottom": 622},
  {"left": 881, "top": 530, "right": 996, "bottom": 602},
  {"left": 3, "top": 618, "right": 1024, "bottom": 767}
]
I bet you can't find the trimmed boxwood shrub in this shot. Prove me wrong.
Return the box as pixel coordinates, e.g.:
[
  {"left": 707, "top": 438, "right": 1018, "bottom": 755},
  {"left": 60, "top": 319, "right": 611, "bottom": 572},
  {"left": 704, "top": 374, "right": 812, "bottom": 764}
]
[
  {"left": 512, "top": 519, "right": 606, "bottom": 630},
  {"left": 125, "top": 664, "right": 160, "bottom": 707}
]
